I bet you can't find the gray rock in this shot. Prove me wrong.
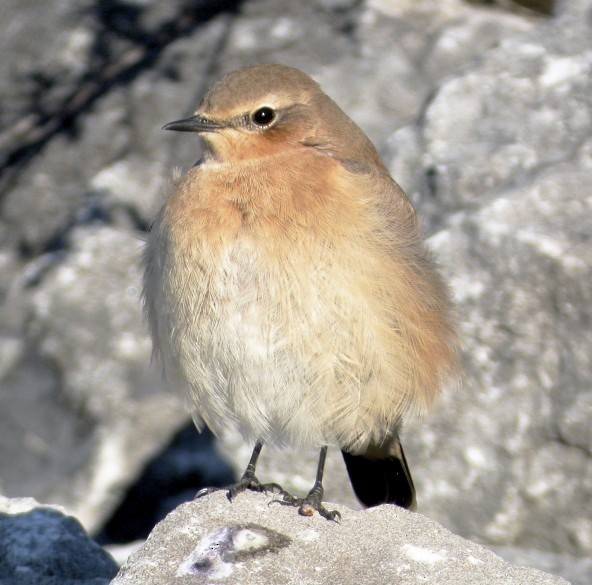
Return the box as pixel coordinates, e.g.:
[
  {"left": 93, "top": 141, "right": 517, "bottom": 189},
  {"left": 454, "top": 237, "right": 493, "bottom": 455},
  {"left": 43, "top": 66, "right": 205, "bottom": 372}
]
[
  {"left": 111, "top": 491, "right": 569, "bottom": 585},
  {"left": 0, "top": 496, "right": 118, "bottom": 585},
  {"left": 0, "top": 226, "right": 185, "bottom": 533},
  {"left": 387, "top": 0, "right": 592, "bottom": 559}
]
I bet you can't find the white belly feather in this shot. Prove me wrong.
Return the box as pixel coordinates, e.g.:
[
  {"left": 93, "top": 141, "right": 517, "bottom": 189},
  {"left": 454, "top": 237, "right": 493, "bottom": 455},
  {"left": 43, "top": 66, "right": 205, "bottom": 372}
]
[{"left": 149, "top": 229, "right": 404, "bottom": 452}]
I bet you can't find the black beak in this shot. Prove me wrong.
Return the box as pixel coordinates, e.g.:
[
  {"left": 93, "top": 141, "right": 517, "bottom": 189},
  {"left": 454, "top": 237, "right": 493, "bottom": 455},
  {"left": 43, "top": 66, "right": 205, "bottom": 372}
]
[{"left": 162, "top": 115, "right": 223, "bottom": 133}]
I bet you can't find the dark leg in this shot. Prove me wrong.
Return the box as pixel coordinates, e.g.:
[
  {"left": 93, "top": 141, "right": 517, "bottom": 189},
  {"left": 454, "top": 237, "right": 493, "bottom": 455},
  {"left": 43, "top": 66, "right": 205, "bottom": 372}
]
[
  {"left": 277, "top": 446, "right": 341, "bottom": 521},
  {"left": 227, "top": 440, "right": 288, "bottom": 500},
  {"left": 195, "top": 440, "right": 286, "bottom": 502}
]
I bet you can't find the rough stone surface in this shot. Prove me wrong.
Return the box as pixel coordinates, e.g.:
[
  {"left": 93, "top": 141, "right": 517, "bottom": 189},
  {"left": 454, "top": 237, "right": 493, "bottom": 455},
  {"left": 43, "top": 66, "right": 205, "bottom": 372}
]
[
  {"left": 388, "top": 0, "right": 592, "bottom": 557},
  {"left": 111, "top": 491, "right": 568, "bottom": 585},
  {"left": 0, "top": 1, "right": 590, "bottom": 584},
  {"left": 0, "top": 226, "right": 186, "bottom": 533},
  {"left": 0, "top": 496, "right": 118, "bottom": 585}
]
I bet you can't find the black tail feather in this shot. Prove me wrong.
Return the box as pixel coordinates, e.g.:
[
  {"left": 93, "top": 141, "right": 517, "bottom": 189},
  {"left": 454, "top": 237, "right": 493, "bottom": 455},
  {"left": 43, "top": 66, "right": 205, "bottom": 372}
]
[{"left": 342, "top": 442, "right": 416, "bottom": 510}]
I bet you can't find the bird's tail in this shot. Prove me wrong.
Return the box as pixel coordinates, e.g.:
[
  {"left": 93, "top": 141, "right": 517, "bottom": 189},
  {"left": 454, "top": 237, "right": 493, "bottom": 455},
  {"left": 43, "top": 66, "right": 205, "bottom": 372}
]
[{"left": 341, "top": 437, "right": 416, "bottom": 510}]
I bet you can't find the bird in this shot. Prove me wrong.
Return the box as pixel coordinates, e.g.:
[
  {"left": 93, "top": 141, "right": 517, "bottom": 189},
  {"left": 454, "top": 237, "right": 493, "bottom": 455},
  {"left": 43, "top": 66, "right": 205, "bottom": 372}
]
[{"left": 143, "top": 63, "right": 460, "bottom": 520}]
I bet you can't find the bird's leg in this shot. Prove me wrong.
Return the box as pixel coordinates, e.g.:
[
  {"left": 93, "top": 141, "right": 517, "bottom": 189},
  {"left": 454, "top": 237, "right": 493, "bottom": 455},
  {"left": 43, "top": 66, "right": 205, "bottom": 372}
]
[
  {"left": 227, "top": 440, "right": 288, "bottom": 500},
  {"left": 276, "top": 446, "right": 341, "bottom": 522},
  {"left": 195, "top": 440, "right": 286, "bottom": 502}
]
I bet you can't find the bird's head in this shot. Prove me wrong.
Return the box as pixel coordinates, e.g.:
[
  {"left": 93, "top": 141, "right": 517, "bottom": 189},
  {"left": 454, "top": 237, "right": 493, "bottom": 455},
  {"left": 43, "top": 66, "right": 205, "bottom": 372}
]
[{"left": 163, "top": 64, "right": 382, "bottom": 167}]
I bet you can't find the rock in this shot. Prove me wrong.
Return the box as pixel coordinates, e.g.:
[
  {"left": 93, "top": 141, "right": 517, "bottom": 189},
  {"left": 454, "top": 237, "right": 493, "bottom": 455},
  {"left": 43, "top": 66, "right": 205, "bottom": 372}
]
[
  {"left": 111, "top": 491, "right": 568, "bottom": 585},
  {"left": 0, "top": 226, "right": 186, "bottom": 533},
  {"left": 386, "top": 0, "right": 592, "bottom": 558},
  {"left": 0, "top": 496, "right": 118, "bottom": 585}
]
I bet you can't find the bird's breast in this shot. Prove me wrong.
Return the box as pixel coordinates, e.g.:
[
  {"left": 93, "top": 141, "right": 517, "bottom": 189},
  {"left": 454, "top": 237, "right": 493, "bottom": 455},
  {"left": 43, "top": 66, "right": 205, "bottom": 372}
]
[
  {"left": 147, "top": 158, "right": 456, "bottom": 449},
  {"left": 156, "top": 191, "right": 390, "bottom": 447}
]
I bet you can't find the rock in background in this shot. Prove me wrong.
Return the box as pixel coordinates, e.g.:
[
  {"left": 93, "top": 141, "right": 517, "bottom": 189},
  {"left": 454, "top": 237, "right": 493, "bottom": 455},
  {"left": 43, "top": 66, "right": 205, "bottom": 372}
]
[
  {"left": 0, "top": 0, "right": 590, "bottom": 583},
  {"left": 395, "top": 2, "right": 592, "bottom": 555}
]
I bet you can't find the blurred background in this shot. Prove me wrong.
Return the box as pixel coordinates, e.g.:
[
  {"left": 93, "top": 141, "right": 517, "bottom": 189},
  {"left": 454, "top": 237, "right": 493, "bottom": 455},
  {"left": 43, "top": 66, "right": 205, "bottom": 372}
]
[{"left": 0, "top": 0, "right": 590, "bottom": 583}]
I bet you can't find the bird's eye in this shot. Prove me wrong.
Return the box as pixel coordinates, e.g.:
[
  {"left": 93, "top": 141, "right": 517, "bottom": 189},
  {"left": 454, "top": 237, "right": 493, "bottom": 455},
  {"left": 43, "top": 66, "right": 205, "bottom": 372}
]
[{"left": 251, "top": 107, "right": 276, "bottom": 126}]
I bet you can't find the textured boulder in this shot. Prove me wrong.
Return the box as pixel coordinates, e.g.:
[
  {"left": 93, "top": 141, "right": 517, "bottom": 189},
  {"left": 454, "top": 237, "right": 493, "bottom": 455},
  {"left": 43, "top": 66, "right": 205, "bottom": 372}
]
[
  {"left": 0, "top": 226, "right": 185, "bottom": 532},
  {"left": 389, "top": 0, "right": 592, "bottom": 556},
  {"left": 0, "top": 496, "right": 118, "bottom": 585},
  {"left": 111, "top": 491, "right": 568, "bottom": 585}
]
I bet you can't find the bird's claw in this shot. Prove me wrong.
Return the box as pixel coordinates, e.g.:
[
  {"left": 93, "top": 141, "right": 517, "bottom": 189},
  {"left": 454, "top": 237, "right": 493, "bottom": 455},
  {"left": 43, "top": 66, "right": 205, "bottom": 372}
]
[
  {"left": 195, "top": 474, "right": 285, "bottom": 502},
  {"left": 272, "top": 488, "right": 341, "bottom": 522}
]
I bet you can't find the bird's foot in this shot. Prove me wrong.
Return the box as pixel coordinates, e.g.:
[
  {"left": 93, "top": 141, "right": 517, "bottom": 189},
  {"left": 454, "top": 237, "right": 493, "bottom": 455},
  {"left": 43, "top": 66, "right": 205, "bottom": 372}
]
[
  {"left": 273, "top": 484, "right": 341, "bottom": 522},
  {"left": 195, "top": 471, "right": 285, "bottom": 502}
]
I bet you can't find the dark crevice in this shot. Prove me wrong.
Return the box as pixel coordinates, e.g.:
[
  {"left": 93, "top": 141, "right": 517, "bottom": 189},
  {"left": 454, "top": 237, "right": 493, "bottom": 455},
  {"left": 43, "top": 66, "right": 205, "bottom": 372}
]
[
  {"left": 425, "top": 166, "right": 439, "bottom": 200},
  {"left": 550, "top": 428, "right": 592, "bottom": 458},
  {"left": 465, "top": 0, "right": 556, "bottom": 16},
  {"left": 94, "top": 423, "right": 235, "bottom": 545}
]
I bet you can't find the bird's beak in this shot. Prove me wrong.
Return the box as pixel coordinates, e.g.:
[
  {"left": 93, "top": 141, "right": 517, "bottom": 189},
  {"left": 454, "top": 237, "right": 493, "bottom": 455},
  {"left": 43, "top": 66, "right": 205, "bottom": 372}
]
[{"left": 162, "top": 115, "right": 223, "bottom": 133}]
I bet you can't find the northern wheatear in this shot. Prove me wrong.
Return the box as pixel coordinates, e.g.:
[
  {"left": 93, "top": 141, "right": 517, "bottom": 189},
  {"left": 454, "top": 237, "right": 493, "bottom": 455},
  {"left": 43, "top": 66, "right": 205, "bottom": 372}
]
[{"left": 143, "top": 64, "right": 460, "bottom": 520}]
